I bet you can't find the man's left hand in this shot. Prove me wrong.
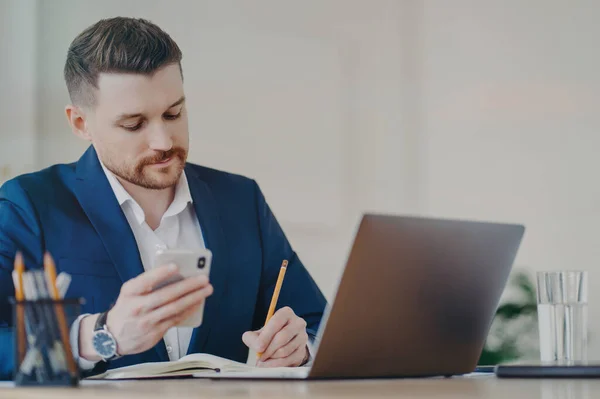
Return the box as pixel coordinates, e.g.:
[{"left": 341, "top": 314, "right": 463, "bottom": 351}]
[{"left": 242, "top": 307, "right": 309, "bottom": 367}]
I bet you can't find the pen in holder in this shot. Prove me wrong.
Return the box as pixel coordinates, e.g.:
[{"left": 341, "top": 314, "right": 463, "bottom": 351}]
[{"left": 10, "top": 298, "right": 84, "bottom": 386}]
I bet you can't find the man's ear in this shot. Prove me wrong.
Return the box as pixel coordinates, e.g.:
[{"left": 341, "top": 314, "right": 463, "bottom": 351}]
[{"left": 65, "top": 104, "right": 92, "bottom": 141}]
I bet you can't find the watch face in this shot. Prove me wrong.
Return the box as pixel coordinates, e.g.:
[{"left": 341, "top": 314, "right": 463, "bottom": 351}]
[{"left": 93, "top": 331, "right": 117, "bottom": 359}]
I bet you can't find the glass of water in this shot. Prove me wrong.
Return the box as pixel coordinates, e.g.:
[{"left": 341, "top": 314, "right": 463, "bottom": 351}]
[{"left": 536, "top": 271, "right": 588, "bottom": 364}]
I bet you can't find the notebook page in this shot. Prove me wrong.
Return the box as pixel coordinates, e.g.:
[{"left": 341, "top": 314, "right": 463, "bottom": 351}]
[{"left": 87, "top": 353, "right": 252, "bottom": 380}]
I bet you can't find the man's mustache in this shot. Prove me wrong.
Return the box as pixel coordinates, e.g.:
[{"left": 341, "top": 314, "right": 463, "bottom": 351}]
[{"left": 136, "top": 147, "right": 187, "bottom": 171}]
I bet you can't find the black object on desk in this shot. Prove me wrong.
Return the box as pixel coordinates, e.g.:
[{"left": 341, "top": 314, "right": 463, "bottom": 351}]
[
  {"left": 495, "top": 363, "right": 600, "bottom": 378},
  {"left": 10, "top": 298, "right": 84, "bottom": 386}
]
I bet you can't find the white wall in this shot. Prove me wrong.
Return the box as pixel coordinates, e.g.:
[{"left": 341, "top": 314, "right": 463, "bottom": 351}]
[
  {"left": 418, "top": 0, "right": 600, "bottom": 357},
  {"left": 0, "top": 0, "right": 37, "bottom": 184}
]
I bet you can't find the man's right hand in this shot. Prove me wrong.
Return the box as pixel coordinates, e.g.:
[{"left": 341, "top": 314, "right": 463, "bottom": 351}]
[{"left": 78, "top": 264, "right": 213, "bottom": 361}]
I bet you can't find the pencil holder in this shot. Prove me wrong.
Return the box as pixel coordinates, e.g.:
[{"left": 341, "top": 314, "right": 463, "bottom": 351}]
[{"left": 10, "top": 298, "right": 84, "bottom": 386}]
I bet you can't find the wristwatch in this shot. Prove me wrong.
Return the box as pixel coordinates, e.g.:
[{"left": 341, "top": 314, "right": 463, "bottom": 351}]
[{"left": 92, "top": 311, "right": 119, "bottom": 361}]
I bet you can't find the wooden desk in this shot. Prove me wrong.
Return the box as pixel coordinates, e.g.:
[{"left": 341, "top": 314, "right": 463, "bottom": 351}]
[{"left": 0, "top": 376, "right": 597, "bottom": 399}]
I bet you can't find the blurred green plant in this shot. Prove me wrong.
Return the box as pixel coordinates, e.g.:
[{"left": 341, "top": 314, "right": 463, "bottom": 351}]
[{"left": 478, "top": 270, "right": 539, "bottom": 365}]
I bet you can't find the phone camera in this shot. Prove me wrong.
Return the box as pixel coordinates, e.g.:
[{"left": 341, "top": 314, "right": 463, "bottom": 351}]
[{"left": 197, "top": 257, "right": 206, "bottom": 269}]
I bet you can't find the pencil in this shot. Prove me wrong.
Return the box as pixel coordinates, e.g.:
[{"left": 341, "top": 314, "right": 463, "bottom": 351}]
[
  {"left": 44, "top": 253, "right": 78, "bottom": 378},
  {"left": 14, "top": 252, "right": 26, "bottom": 365},
  {"left": 257, "top": 260, "right": 288, "bottom": 359}
]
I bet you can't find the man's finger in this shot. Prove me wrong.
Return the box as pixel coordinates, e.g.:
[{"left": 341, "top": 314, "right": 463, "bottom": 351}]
[
  {"left": 242, "top": 327, "right": 265, "bottom": 350},
  {"left": 242, "top": 330, "right": 260, "bottom": 350},
  {"left": 260, "top": 320, "right": 303, "bottom": 360},
  {"left": 144, "top": 274, "right": 210, "bottom": 311},
  {"left": 122, "top": 264, "right": 179, "bottom": 296},
  {"left": 258, "top": 344, "right": 306, "bottom": 368},
  {"left": 156, "top": 301, "right": 201, "bottom": 335},
  {"left": 143, "top": 284, "right": 213, "bottom": 326},
  {"left": 268, "top": 332, "right": 308, "bottom": 360},
  {"left": 256, "top": 307, "right": 294, "bottom": 353}
]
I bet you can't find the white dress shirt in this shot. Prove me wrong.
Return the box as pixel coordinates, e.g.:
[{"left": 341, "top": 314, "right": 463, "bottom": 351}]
[{"left": 70, "top": 164, "right": 206, "bottom": 369}]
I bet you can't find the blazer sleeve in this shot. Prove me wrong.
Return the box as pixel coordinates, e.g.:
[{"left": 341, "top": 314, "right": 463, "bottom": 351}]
[
  {"left": 0, "top": 180, "right": 109, "bottom": 379},
  {"left": 250, "top": 181, "right": 327, "bottom": 340},
  {"left": 0, "top": 179, "right": 45, "bottom": 380}
]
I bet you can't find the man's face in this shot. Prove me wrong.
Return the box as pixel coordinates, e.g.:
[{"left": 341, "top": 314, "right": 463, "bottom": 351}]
[{"left": 84, "top": 63, "right": 189, "bottom": 190}]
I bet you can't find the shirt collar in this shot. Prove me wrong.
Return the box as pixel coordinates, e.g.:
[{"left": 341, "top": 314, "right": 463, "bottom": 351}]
[
  {"left": 164, "top": 171, "right": 193, "bottom": 218},
  {"left": 100, "top": 161, "right": 193, "bottom": 225}
]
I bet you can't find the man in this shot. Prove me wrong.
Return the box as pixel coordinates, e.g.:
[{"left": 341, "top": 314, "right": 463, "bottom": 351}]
[{"left": 0, "top": 17, "right": 326, "bottom": 378}]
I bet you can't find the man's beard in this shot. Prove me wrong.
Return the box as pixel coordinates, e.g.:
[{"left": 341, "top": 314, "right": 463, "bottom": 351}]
[{"left": 106, "top": 147, "right": 188, "bottom": 190}]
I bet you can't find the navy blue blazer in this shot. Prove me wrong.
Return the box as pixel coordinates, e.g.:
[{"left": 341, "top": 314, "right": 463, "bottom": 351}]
[{"left": 0, "top": 146, "right": 326, "bottom": 379}]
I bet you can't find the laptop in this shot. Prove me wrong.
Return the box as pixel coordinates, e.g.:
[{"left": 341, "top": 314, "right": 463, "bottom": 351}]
[{"left": 205, "top": 214, "right": 525, "bottom": 380}]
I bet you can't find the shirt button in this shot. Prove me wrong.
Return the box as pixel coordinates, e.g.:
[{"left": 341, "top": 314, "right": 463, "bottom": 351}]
[
  {"left": 156, "top": 244, "right": 167, "bottom": 251},
  {"left": 167, "top": 346, "right": 173, "bottom": 354}
]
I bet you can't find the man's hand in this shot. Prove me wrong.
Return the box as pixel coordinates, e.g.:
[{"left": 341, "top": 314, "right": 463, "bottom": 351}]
[
  {"left": 79, "top": 264, "right": 213, "bottom": 361},
  {"left": 242, "top": 307, "right": 309, "bottom": 368}
]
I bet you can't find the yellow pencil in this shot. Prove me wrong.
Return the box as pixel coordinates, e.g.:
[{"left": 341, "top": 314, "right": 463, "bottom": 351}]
[
  {"left": 44, "top": 253, "right": 78, "bottom": 378},
  {"left": 14, "top": 252, "right": 26, "bottom": 365},
  {"left": 257, "top": 260, "right": 288, "bottom": 359}
]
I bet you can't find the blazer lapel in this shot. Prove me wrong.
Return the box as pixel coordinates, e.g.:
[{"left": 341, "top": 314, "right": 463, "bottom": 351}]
[
  {"left": 73, "top": 146, "right": 169, "bottom": 362},
  {"left": 185, "top": 166, "right": 230, "bottom": 354}
]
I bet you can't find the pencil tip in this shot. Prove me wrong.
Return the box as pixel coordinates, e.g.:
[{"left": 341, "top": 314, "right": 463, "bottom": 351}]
[
  {"left": 43, "top": 252, "right": 56, "bottom": 268},
  {"left": 14, "top": 252, "right": 25, "bottom": 272}
]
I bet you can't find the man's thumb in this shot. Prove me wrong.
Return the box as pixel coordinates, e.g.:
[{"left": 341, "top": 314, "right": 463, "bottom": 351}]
[{"left": 242, "top": 330, "right": 259, "bottom": 348}]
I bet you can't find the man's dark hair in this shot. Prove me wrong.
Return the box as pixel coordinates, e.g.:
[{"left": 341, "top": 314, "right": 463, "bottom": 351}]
[{"left": 64, "top": 17, "right": 183, "bottom": 107}]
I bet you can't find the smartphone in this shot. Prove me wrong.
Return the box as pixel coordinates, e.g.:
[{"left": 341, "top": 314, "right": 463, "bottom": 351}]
[{"left": 153, "top": 248, "right": 212, "bottom": 328}]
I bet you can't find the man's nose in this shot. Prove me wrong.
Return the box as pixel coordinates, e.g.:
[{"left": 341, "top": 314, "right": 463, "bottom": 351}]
[{"left": 147, "top": 123, "right": 173, "bottom": 151}]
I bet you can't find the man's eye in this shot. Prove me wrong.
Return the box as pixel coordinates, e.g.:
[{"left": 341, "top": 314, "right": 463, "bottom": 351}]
[
  {"left": 164, "top": 112, "right": 181, "bottom": 121},
  {"left": 122, "top": 123, "right": 142, "bottom": 132}
]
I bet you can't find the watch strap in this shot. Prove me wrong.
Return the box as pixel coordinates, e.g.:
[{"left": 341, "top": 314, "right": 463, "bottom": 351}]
[
  {"left": 93, "top": 311, "right": 120, "bottom": 360},
  {"left": 94, "top": 311, "right": 109, "bottom": 332}
]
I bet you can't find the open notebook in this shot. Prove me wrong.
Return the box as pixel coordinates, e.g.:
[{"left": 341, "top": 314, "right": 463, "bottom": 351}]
[{"left": 86, "top": 353, "right": 310, "bottom": 380}]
